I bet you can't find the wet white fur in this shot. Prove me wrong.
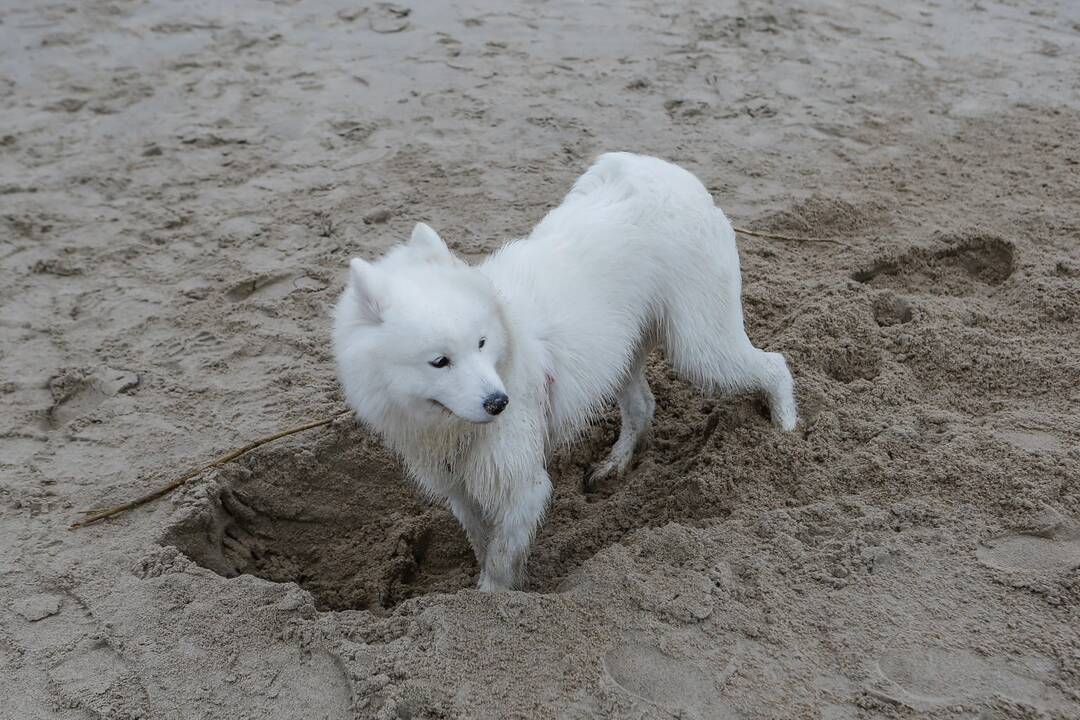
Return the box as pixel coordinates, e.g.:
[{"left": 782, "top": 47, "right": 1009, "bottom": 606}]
[{"left": 333, "top": 152, "right": 797, "bottom": 591}]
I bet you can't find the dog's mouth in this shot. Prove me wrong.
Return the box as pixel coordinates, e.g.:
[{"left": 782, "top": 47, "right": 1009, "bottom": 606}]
[
  {"left": 429, "top": 398, "right": 454, "bottom": 416},
  {"left": 428, "top": 399, "right": 494, "bottom": 424}
]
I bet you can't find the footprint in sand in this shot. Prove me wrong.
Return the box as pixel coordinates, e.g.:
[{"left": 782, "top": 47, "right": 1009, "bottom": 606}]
[
  {"left": 44, "top": 366, "right": 138, "bottom": 428},
  {"left": 225, "top": 272, "right": 324, "bottom": 302},
  {"left": 852, "top": 234, "right": 1015, "bottom": 296},
  {"left": 870, "top": 647, "right": 1068, "bottom": 712},
  {"left": 49, "top": 643, "right": 148, "bottom": 715},
  {"left": 976, "top": 521, "right": 1080, "bottom": 575},
  {"left": 8, "top": 591, "right": 151, "bottom": 718},
  {"left": 992, "top": 428, "right": 1064, "bottom": 454},
  {"left": 603, "top": 643, "right": 738, "bottom": 718}
]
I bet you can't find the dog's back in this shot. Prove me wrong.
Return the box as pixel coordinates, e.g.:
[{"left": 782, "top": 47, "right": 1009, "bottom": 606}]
[
  {"left": 565, "top": 151, "right": 715, "bottom": 208},
  {"left": 480, "top": 152, "right": 751, "bottom": 437}
]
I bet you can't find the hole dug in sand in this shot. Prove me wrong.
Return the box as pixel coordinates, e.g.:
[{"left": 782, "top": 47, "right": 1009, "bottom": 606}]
[
  {"left": 162, "top": 424, "right": 478, "bottom": 612},
  {"left": 163, "top": 366, "right": 765, "bottom": 611}
]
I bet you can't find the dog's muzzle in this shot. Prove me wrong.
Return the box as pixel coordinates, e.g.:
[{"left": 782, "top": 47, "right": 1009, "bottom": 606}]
[{"left": 483, "top": 392, "right": 509, "bottom": 416}]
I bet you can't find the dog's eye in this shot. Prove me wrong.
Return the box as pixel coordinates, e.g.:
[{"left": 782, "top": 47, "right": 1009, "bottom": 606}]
[
  {"left": 429, "top": 356, "right": 451, "bottom": 369},
  {"left": 478, "top": 337, "right": 486, "bottom": 349}
]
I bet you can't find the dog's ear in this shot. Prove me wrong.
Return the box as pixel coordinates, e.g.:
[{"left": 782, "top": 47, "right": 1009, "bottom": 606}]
[
  {"left": 407, "top": 222, "right": 455, "bottom": 262},
  {"left": 349, "top": 258, "right": 383, "bottom": 324}
]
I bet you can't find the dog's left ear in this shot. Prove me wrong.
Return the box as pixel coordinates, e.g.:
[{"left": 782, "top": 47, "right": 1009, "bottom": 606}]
[
  {"left": 348, "top": 258, "right": 383, "bottom": 324},
  {"left": 408, "top": 223, "right": 457, "bottom": 263}
]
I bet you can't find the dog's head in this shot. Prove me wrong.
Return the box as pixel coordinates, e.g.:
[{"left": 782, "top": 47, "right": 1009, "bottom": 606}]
[{"left": 334, "top": 223, "right": 511, "bottom": 427}]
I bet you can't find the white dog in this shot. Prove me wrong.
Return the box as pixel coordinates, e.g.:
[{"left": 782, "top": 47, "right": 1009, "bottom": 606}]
[{"left": 333, "top": 152, "right": 797, "bottom": 591}]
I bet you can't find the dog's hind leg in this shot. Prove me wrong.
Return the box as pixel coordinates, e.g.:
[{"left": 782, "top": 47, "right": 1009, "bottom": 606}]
[
  {"left": 479, "top": 471, "right": 552, "bottom": 591},
  {"left": 448, "top": 491, "right": 491, "bottom": 568},
  {"left": 664, "top": 288, "right": 797, "bottom": 431},
  {"left": 675, "top": 339, "right": 797, "bottom": 431},
  {"left": 584, "top": 349, "right": 655, "bottom": 490},
  {"left": 729, "top": 347, "right": 797, "bottom": 431}
]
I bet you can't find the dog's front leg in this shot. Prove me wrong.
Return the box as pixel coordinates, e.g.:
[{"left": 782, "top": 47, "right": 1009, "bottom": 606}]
[
  {"left": 479, "top": 471, "right": 552, "bottom": 591},
  {"left": 448, "top": 491, "right": 491, "bottom": 568}
]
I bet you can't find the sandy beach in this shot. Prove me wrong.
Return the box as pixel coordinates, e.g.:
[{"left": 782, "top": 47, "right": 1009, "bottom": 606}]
[{"left": 2, "top": 1, "right": 1079, "bottom": 717}]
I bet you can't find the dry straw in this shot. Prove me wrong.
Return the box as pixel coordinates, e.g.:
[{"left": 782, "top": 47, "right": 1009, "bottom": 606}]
[{"left": 70, "top": 411, "right": 350, "bottom": 528}]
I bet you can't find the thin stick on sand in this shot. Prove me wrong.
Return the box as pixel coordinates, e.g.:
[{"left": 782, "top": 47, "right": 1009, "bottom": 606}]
[
  {"left": 732, "top": 225, "right": 847, "bottom": 246},
  {"left": 69, "top": 411, "right": 351, "bottom": 529}
]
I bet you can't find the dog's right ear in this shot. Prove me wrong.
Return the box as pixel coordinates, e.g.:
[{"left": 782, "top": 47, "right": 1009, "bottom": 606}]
[
  {"left": 349, "top": 258, "right": 383, "bottom": 324},
  {"left": 409, "top": 222, "right": 448, "bottom": 253},
  {"left": 407, "top": 222, "right": 459, "bottom": 264}
]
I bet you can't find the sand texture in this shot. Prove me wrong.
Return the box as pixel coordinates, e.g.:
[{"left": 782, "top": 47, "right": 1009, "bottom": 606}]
[{"left": 2, "top": 1, "right": 1079, "bottom": 718}]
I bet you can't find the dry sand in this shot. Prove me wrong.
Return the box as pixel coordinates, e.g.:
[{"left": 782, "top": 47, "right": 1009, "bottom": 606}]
[{"left": 2, "top": 1, "right": 1080, "bottom": 718}]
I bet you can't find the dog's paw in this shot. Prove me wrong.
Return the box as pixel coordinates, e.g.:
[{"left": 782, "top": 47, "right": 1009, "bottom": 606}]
[
  {"left": 583, "top": 460, "right": 621, "bottom": 493},
  {"left": 478, "top": 571, "right": 519, "bottom": 592},
  {"left": 582, "top": 464, "right": 601, "bottom": 492},
  {"left": 773, "top": 410, "right": 797, "bottom": 432},
  {"left": 771, "top": 404, "right": 798, "bottom": 432}
]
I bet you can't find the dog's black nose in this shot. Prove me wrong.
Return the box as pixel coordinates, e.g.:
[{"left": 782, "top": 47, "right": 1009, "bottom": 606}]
[{"left": 483, "top": 392, "right": 509, "bottom": 416}]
